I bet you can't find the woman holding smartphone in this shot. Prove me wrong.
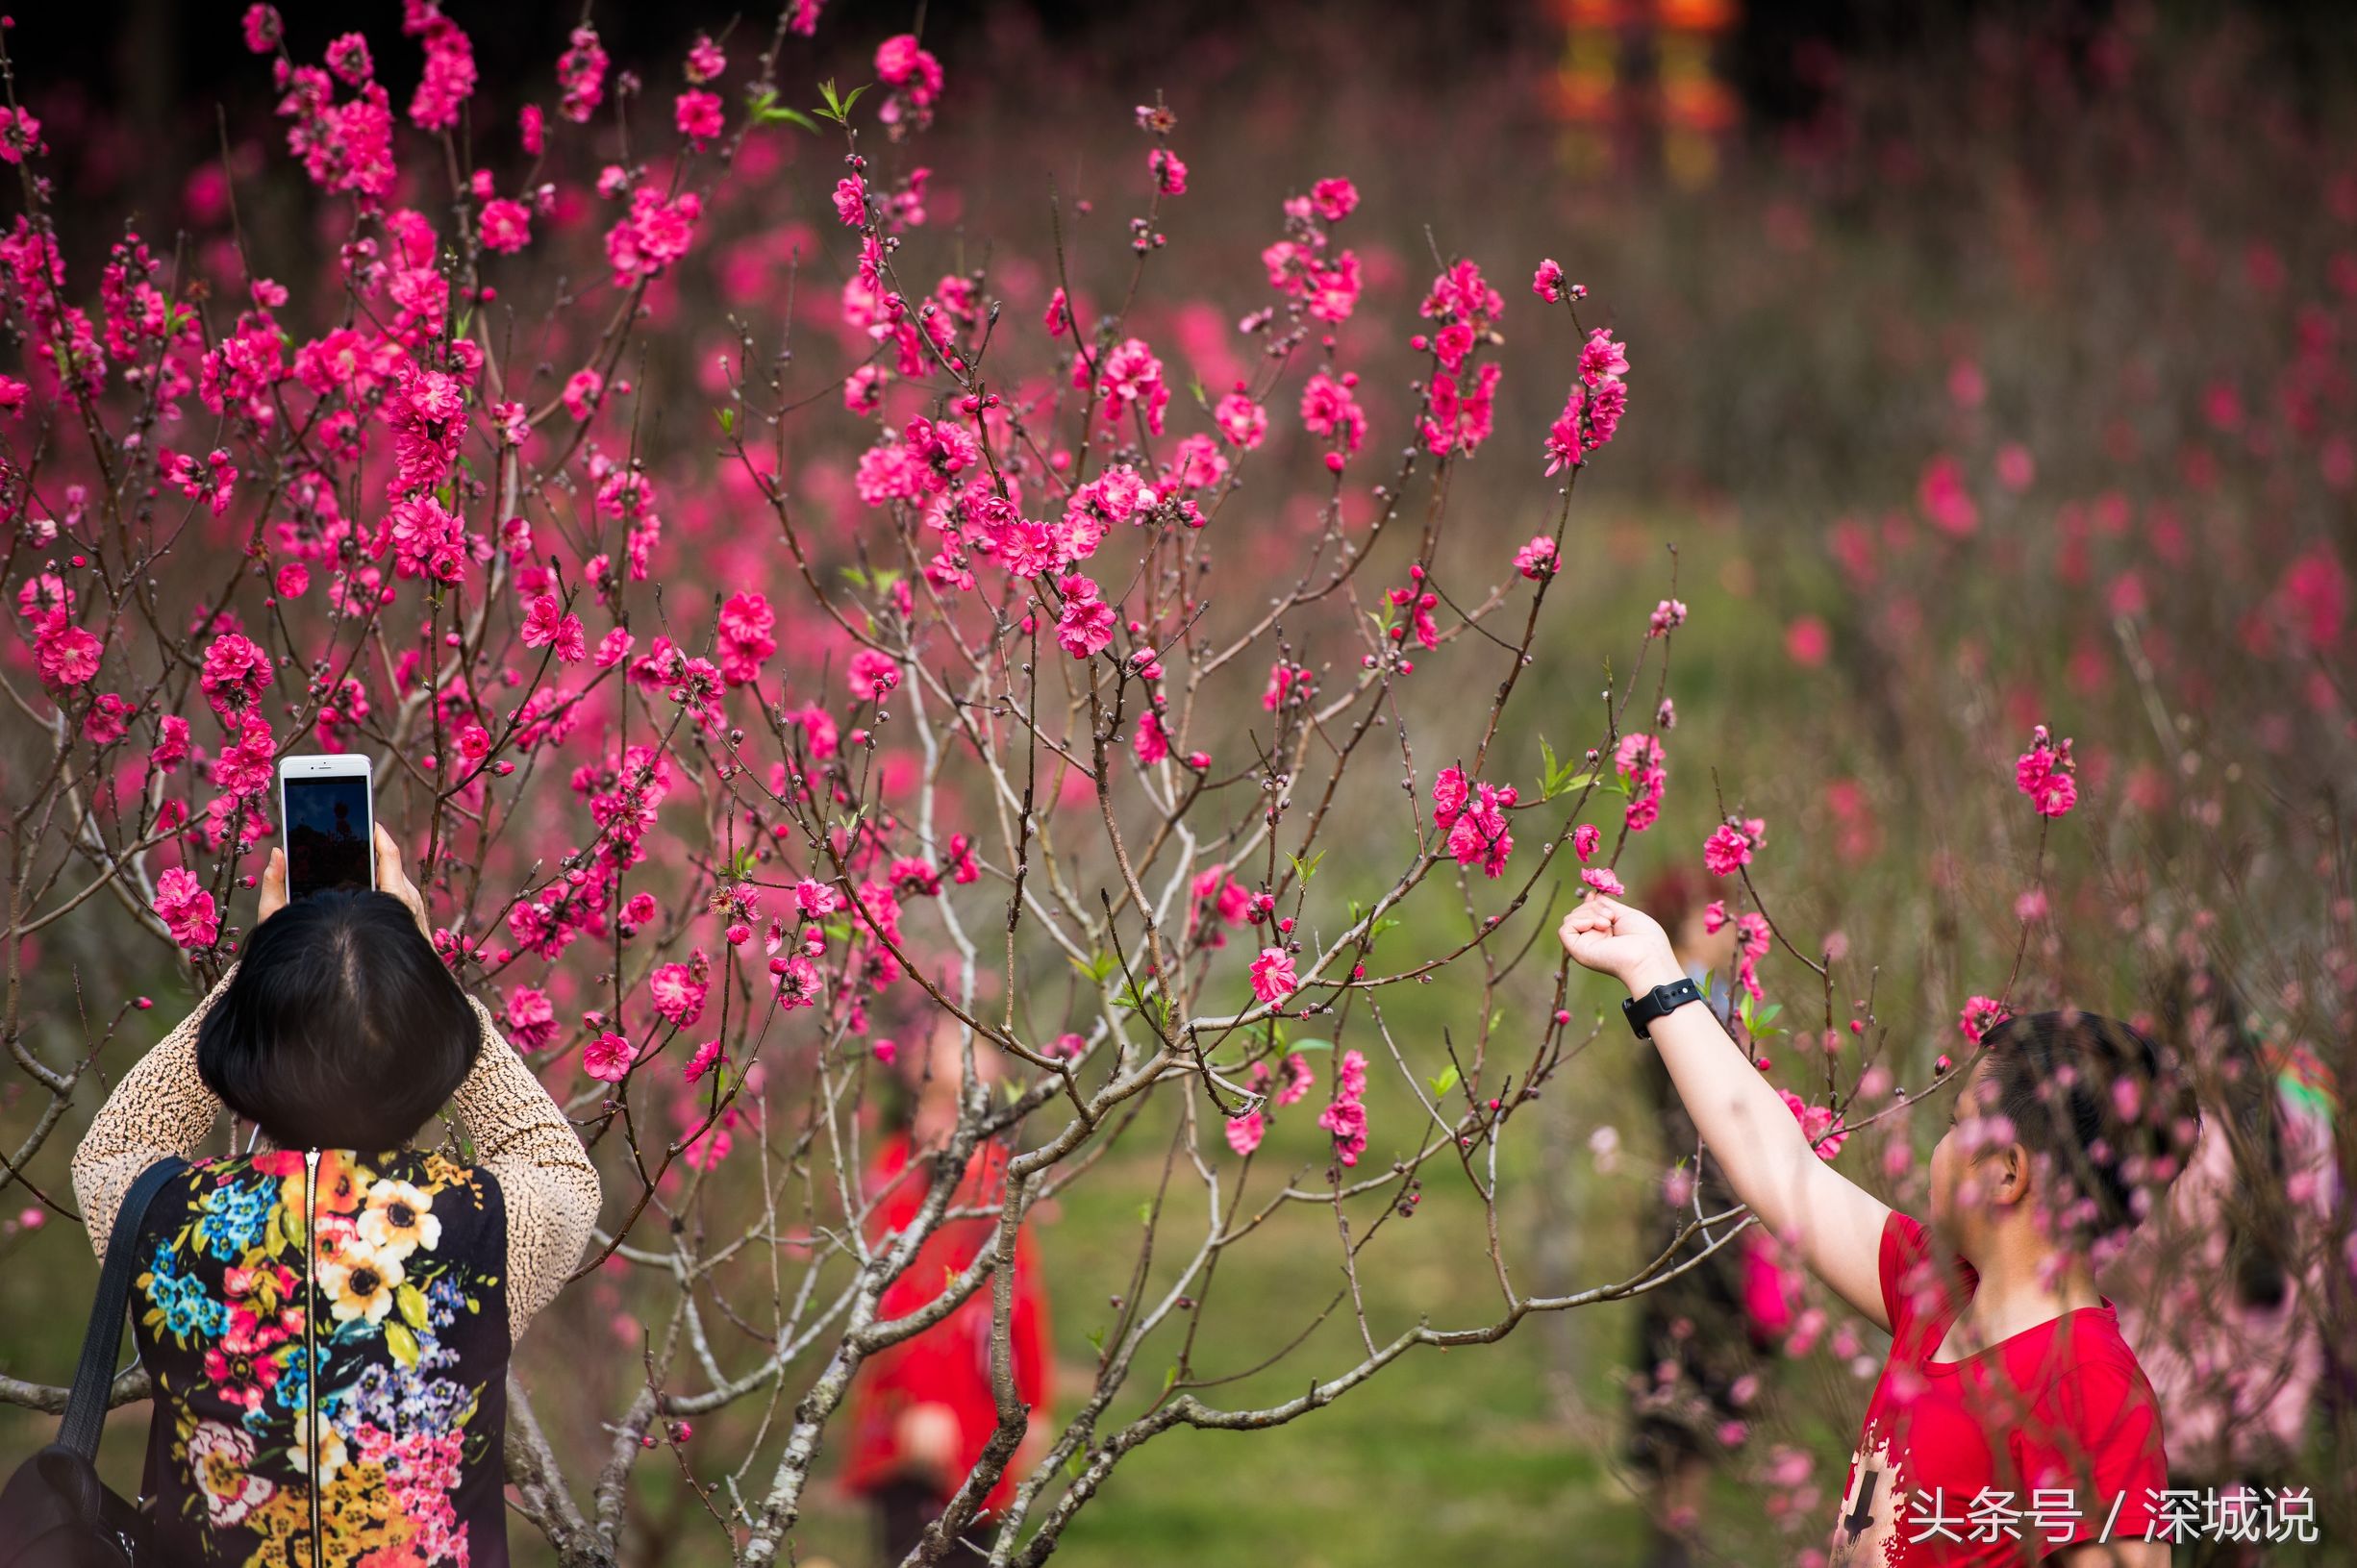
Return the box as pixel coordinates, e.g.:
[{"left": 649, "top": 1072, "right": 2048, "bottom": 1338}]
[{"left": 68, "top": 825, "right": 600, "bottom": 1567}]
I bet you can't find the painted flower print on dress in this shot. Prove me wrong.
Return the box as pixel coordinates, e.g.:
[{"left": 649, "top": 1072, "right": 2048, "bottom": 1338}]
[{"left": 131, "top": 1149, "right": 511, "bottom": 1568}]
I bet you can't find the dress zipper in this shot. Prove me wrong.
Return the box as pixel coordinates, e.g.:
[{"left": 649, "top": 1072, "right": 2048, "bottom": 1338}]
[{"left": 303, "top": 1148, "right": 323, "bottom": 1565}]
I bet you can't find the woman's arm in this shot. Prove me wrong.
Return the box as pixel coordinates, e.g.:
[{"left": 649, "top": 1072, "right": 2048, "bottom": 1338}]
[
  {"left": 1560, "top": 894, "right": 1893, "bottom": 1331},
  {"left": 69, "top": 961, "right": 238, "bottom": 1261},
  {"left": 445, "top": 994, "right": 602, "bottom": 1344}
]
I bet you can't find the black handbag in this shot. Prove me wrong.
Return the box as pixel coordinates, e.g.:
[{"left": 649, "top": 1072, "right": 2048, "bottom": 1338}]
[{"left": 0, "top": 1157, "right": 187, "bottom": 1568}]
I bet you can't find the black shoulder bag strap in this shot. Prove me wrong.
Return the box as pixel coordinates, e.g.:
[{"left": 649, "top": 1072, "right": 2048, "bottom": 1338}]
[{"left": 55, "top": 1157, "right": 188, "bottom": 1458}]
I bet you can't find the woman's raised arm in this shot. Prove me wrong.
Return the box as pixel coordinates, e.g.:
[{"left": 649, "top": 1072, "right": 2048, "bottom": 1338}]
[{"left": 1561, "top": 894, "right": 1893, "bottom": 1331}]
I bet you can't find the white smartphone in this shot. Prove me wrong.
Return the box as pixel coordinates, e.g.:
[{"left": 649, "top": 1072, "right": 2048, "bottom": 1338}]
[{"left": 277, "top": 753, "right": 377, "bottom": 903}]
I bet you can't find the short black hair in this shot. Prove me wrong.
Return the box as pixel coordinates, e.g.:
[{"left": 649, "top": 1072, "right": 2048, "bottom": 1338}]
[
  {"left": 1981, "top": 1008, "right": 2201, "bottom": 1249},
  {"left": 197, "top": 888, "right": 479, "bottom": 1150}
]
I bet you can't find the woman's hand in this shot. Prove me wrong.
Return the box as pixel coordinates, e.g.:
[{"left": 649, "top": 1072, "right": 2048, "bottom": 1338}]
[
  {"left": 256, "top": 824, "right": 430, "bottom": 939},
  {"left": 257, "top": 845, "right": 289, "bottom": 925},
  {"left": 1557, "top": 893, "right": 1682, "bottom": 994},
  {"left": 373, "top": 823, "right": 432, "bottom": 938}
]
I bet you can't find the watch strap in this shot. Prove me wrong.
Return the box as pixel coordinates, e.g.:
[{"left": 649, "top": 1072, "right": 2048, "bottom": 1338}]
[{"left": 1622, "top": 977, "right": 1704, "bottom": 1040}]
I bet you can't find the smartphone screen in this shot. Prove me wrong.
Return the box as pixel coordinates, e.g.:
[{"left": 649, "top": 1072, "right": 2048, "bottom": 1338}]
[{"left": 284, "top": 776, "right": 373, "bottom": 901}]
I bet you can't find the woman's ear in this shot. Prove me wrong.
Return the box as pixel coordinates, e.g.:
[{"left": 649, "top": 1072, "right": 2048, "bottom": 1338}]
[{"left": 1991, "top": 1140, "right": 2031, "bottom": 1207}]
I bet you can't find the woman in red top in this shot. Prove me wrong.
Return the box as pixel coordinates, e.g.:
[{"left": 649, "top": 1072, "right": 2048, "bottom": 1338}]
[
  {"left": 1563, "top": 894, "right": 2197, "bottom": 1567},
  {"left": 841, "top": 1013, "right": 1052, "bottom": 1564}
]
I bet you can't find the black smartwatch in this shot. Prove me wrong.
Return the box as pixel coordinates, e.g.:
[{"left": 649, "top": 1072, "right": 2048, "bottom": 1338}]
[{"left": 1622, "top": 977, "right": 1704, "bottom": 1040}]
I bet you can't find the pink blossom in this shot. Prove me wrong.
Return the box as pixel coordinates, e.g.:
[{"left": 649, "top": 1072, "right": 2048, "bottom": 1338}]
[
  {"left": 1614, "top": 733, "right": 1667, "bottom": 833},
  {"left": 1531, "top": 259, "right": 1567, "bottom": 301},
  {"left": 151, "top": 715, "right": 190, "bottom": 774},
  {"left": 1096, "top": 338, "right": 1169, "bottom": 436},
  {"left": 2014, "top": 725, "right": 2078, "bottom": 817},
  {"left": 0, "top": 107, "right": 42, "bottom": 164},
  {"left": 847, "top": 648, "right": 901, "bottom": 700},
  {"left": 241, "top": 5, "right": 283, "bottom": 53},
  {"left": 686, "top": 34, "right": 727, "bottom": 84},
  {"left": 1299, "top": 371, "right": 1367, "bottom": 460},
  {"left": 1918, "top": 454, "right": 1979, "bottom": 536},
  {"left": 155, "top": 868, "right": 219, "bottom": 950},
  {"left": 1780, "top": 1089, "right": 1846, "bottom": 1160},
  {"left": 408, "top": 10, "right": 478, "bottom": 133},
  {"left": 1582, "top": 867, "right": 1626, "bottom": 896},
  {"left": 583, "top": 1032, "right": 635, "bottom": 1083},
  {"left": 479, "top": 198, "right": 531, "bottom": 254},
  {"left": 562, "top": 368, "right": 603, "bottom": 420},
  {"left": 874, "top": 34, "right": 944, "bottom": 136},
  {"left": 200, "top": 634, "right": 272, "bottom": 723},
  {"left": 521, "top": 595, "right": 587, "bottom": 663},
  {"left": 212, "top": 715, "right": 276, "bottom": 798},
  {"left": 717, "top": 591, "right": 776, "bottom": 684},
  {"left": 1134, "top": 709, "right": 1170, "bottom": 765},
  {"left": 832, "top": 176, "right": 866, "bottom": 228},
  {"left": 1249, "top": 947, "right": 1297, "bottom": 1004},
  {"left": 1647, "top": 599, "right": 1688, "bottom": 636},
  {"left": 674, "top": 90, "right": 722, "bottom": 145},
  {"left": 1214, "top": 390, "right": 1266, "bottom": 449},
  {"left": 1704, "top": 820, "right": 1759, "bottom": 877},
  {"left": 606, "top": 187, "right": 704, "bottom": 288},
  {"left": 1149, "top": 147, "right": 1188, "bottom": 196},
  {"left": 85, "top": 693, "right": 133, "bottom": 747},
  {"left": 557, "top": 25, "right": 608, "bottom": 123},
  {"left": 1514, "top": 535, "right": 1558, "bottom": 579},
  {"left": 649, "top": 960, "right": 708, "bottom": 1028},
  {"left": 683, "top": 1038, "right": 728, "bottom": 1084},
  {"left": 503, "top": 986, "right": 556, "bottom": 1051},
  {"left": 1959, "top": 995, "right": 2010, "bottom": 1044},
  {"left": 385, "top": 367, "right": 465, "bottom": 496},
  {"left": 1310, "top": 177, "right": 1359, "bottom": 222},
  {"left": 1572, "top": 824, "right": 1602, "bottom": 862},
  {"left": 1054, "top": 576, "right": 1117, "bottom": 659},
  {"left": 163, "top": 448, "right": 238, "bottom": 517},
  {"left": 1317, "top": 1048, "right": 1370, "bottom": 1165},
  {"left": 1579, "top": 328, "right": 1629, "bottom": 384},
  {"left": 325, "top": 33, "right": 373, "bottom": 84},
  {"left": 33, "top": 611, "right": 101, "bottom": 687},
  {"left": 1225, "top": 1110, "right": 1265, "bottom": 1157}
]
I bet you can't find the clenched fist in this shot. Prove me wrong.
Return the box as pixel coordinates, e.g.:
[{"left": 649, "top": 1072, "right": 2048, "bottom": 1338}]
[{"left": 1558, "top": 893, "right": 1683, "bottom": 994}]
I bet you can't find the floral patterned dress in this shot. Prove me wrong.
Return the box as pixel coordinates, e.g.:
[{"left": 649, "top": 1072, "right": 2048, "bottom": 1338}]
[{"left": 128, "top": 1147, "right": 513, "bottom": 1568}]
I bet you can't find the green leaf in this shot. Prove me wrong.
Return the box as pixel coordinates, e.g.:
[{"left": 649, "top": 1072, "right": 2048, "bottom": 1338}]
[
  {"left": 1162, "top": 1363, "right": 1179, "bottom": 1392},
  {"left": 386, "top": 1321, "right": 420, "bottom": 1369},
  {"left": 1085, "top": 1326, "right": 1107, "bottom": 1353},
  {"left": 1290, "top": 849, "right": 1327, "bottom": 884},
  {"left": 1429, "top": 1063, "right": 1461, "bottom": 1098},
  {"left": 1069, "top": 950, "right": 1119, "bottom": 984},
  {"left": 395, "top": 1282, "right": 430, "bottom": 1332},
  {"left": 746, "top": 87, "right": 821, "bottom": 133},
  {"left": 1286, "top": 1038, "right": 1334, "bottom": 1054},
  {"left": 717, "top": 406, "right": 736, "bottom": 437}
]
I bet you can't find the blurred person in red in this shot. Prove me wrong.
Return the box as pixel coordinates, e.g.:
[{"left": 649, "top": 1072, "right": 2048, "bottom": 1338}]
[{"left": 842, "top": 1003, "right": 1054, "bottom": 1564}]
